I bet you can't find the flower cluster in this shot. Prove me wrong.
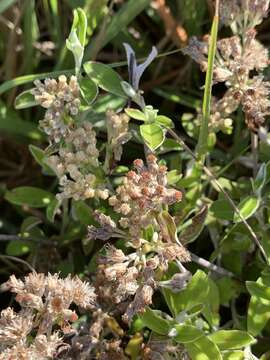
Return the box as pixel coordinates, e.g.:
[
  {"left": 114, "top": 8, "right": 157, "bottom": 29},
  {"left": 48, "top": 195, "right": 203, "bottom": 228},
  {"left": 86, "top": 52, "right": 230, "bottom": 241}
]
[
  {"left": 109, "top": 154, "right": 182, "bottom": 242},
  {"left": 106, "top": 109, "right": 131, "bottom": 164},
  {"left": 220, "top": 0, "right": 270, "bottom": 30},
  {"left": 0, "top": 272, "right": 96, "bottom": 358},
  {"left": 96, "top": 240, "right": 189, "bottom": 319},
  {"left": 47, "top": 121, "right": 109, "bottom": 201},
  {"left": 88, "top": 155, "right": 190, "bottom": 324},
  {"left": 33, "top": 75, "right": 112, "bottom": 202},
  {"left": 33, "top": 75, "right": 80, "bottom": 142},
  {"left": 183, "top": 2, "right": 270, "bottom": 132}
]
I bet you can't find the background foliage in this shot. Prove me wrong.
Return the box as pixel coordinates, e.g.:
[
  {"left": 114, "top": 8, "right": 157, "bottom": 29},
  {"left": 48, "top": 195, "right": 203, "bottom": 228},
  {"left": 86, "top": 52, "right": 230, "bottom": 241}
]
[{"left": 1, "top": 0, "right": 270, "bottom": 358}]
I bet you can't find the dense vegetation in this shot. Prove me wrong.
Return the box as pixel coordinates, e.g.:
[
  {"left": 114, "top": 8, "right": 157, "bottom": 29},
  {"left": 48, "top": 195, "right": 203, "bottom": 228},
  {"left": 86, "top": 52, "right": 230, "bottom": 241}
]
[{"left": 1, "top": 0, "right": 270, "bottom": 358}]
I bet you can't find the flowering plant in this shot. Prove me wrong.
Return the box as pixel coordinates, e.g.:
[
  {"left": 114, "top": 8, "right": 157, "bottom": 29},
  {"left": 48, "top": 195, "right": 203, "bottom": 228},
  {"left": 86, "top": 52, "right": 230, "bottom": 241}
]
[{"left": 1, "top": 1, "right": 270, "bottom": 359}]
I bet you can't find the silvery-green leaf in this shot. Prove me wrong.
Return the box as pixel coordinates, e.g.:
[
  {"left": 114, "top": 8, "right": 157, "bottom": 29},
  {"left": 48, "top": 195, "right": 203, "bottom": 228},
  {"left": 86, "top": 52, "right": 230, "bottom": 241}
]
[
  {"left": 123, "top": 43, "right": 158, "bottom": 91},
  {"left": 134, "top": 45, "right": 157, "bottom": 90},
  {"left": 66, "top": 29, "right": 84, "bottom": 74}
]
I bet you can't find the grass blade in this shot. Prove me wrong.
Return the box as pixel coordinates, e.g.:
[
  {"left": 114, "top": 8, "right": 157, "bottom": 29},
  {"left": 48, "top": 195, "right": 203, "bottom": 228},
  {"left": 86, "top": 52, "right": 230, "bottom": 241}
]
[
  {"left": 85, "top": 0, "right": 151, "bottom": 58},
  {"left": 22, "top": 0, "right": 39, "bottom": 73},
  {"left": 0, "top": 48, "right": 183, "bottom": 95},
  {"left": 196, "top": 0, "right": 219, "bottom": 162},
  {"left": 0, "top": 70, "right": 74, "bottom": 96}
]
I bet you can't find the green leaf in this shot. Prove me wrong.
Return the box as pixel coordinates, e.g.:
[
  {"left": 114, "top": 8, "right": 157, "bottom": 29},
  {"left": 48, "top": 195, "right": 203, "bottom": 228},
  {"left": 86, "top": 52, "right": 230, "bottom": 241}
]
[
  {"left": 246, "top": 281, "right": 270, "bottom": 301},
  {"left": 0, "top": 69, "right": 74, "bottom": 96},
  {"left": 139, "top": 307, "right": 172, "bottom": 335},
  {"left": 46, "top": 198, "right": 61, "bottom": 223},
  {"left": 181, "top": 112, "right": 199, "bottom": 139},
  {"left": 233, "top": 196, "right": 260, "bottom": 223},
  {"left": 5, "top": 187, "right": 54, "bottom": 208},
  {"left": 208, "top": 330, "right": 255, "bottom": 350},
  {"left": 79, "top": 77, "right": 98, "bottom": 105},
  {"left": 72, "top": 200, "right": 95, "bottom": 226},
  {"left": 124, "top": 108, "right": 146, "bottom": 121},
  {"left": 66, "top": 29, "right": 84, "bottom": 73},
  {"left": 66, "top": 8, "right": 87, "bottom": 73},
  {"left": 185, "top": 335, "right": 222, "bottom": 360},
  {"left": 121, "top": 81, "right": 137, "bottom": 98},
  {"left": 140, "top": 123, "right": 165, "bottom": 151},
  {"left": 210, "top": 200, "right": 234, "bottom": 221},
  {"left": 156, "top": 115, "right": 174, "bottom": 128},
  {"left": 163, "top": 270, "right": 210, "bottom": 316},
  {"left": 29, "top": 145, "right": 45, "bottom": 166},
  {"left": 157, "top": 211, "right": 178, "bottom": 243},
  {"left": 202, "top": 278, "right": 220, "bottom": 327},
  {"left": 248, "top": 294, "right": 270, "bottom": 336},
  {"left": 216, "top": 277, "right": 239, "bottom": 306},
  {"left": 180, "top": 205, "right": 208, "bottom": 244},
  {"left": 222, "top": 351, "right": 244, "bottom": 360},
  {"left": 253, "top": 162, "right": 268, "bottom": 194},
  {"left": 174, "top": 324, "right": 204, "bottom": 343},
  {"left": 84, "top": 62, "right": 127, "bottom": 98},
  {"left": 29, "top": 145, "right": 54, "bottom": 175},
  {"left": 20, "top": 216, "right": 42, "bottom": 234},
  {"left": 159, "top": 139, "right": 182, "bottom": 152},
  {"left": 144, "top": 106, "right": 159, "bottom": 122},
  {"left": 178, "top": 270, "right": 210, "bottom": 311},
  {"left": 70, "top": 8, "right": 87, "bottom": 47},
  {"left": 14, "top": 89, "right": 37, "bottom": 109},
  {"left": 6, "top": 240, "right": 31, "bottom": 256},
  {"left": 125, "top": 333, "right": 143, "bottom": 360},
  {"left": 0, "top": 100, "right": 42, "bottom": 140},
  {"left": 167, "top": 170, "right": 182, "bottom": 185}
]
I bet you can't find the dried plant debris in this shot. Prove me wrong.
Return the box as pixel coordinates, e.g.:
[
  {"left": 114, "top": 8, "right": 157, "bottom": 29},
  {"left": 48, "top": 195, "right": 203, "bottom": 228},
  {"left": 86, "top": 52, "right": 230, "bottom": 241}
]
[{"left": 183, "top": 1, "right": 270, "bottom": 133}]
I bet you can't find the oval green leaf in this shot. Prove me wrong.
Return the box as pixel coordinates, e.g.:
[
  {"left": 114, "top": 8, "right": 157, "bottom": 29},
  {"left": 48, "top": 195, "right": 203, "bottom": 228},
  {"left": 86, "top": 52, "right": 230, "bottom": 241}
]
[
  {"left": 208, "top": 330, "right": 255, "bottom": 350},
  {"left": 210, "top": 200, "right": 234, "bottom": 221},
  {"left": 156, "top": 115, "right": 174, "bottom": 129},
  {"left": 140, "top": 123, "right": 165, "bottom": 151},
  {"left": 248, "top": 294, "right": 270, "bottom": 336},
  {"left": 139, "top": 307, "right": 172, "bottom": 335},
  {"left": 5, "top": 187, "right": 54, "bottom": 208},
  {"left": 233, "top": 196, "right": 260, "bottom": 223},
  {"left": 29, "top": 145, "right": 54, "bottom": 175},
  {"left": 46, "top": 198, "right": 61, "bottom": 223},
  {"left": 72, "top": 200, "right": 95, "bottom": 226},
  {"left": 222, "top": 351, "right": 244, "bottom": 360},
  {"left": 174, "top": 324, "right": 204, "bottom": 343},
  {"left": 84, "top": 61, "right": 127, "bottom": 98},
  {"left": 185, "top": 335, "right": 222, "bottom": 360},
  {"left": 246, "top": 280, "right": 270, "bottom": 301},
  {"left": 14, "top": 89, "right": 37, "bottom": 109},
  {"left": 6, "top": 240, "right": 31, "bottom": 256},
  {"left": 125, "top": 108, "right": 146, "bottom": 121},
  {"left": 79, "top": 77, "right": 98, "bottom": 105}
]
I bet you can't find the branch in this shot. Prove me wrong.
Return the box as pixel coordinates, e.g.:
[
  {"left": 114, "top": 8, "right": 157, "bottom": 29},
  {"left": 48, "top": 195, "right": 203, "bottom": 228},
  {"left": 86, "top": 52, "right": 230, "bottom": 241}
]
[
  {"left": 151, "top": 0, "right": 188, "bottom": 47},
  {"left": 190, "top": 252, "right": 235, "bottom": 278},
  {"left": 168, "top": 128, "right": 269, "bottom": 264}
]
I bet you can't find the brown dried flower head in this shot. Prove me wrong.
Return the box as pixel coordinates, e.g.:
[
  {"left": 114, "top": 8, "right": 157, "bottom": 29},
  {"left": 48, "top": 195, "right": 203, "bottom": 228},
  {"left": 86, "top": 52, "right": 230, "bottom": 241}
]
[
  {"left": 109, "top": 154, "right": 182, "bottom": 240},
  {"left": 0, "top": 272, "right": 97, "bottom": 357}
]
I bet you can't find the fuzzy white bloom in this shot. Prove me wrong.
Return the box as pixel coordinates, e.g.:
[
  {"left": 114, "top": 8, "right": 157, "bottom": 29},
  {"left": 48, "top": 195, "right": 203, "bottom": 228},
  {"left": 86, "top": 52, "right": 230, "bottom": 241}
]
[
  {"left": 0, "top": 272, "right": 97, "bottom": 356},
  {"left": 33, "top": 75, "right": 81, "bottom": 142}
]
